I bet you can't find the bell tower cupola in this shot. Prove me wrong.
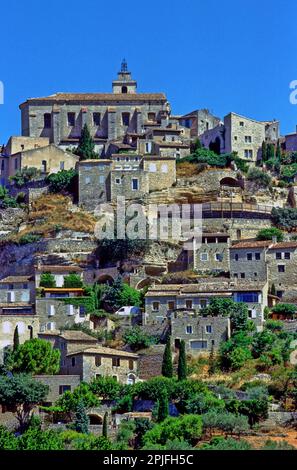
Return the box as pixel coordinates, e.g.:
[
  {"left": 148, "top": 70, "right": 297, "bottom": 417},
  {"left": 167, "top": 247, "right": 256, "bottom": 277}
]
[{"left": 112, "top": 59, "right": 137, "bottom": 94}]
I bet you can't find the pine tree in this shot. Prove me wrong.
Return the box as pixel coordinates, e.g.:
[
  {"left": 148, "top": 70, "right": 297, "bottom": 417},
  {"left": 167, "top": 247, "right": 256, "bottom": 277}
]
[
  {"left": 157, "top": 389, "right": 169, "bottom": 422},
  {"left": 162, "top": 337, "right": 173, "bottom": 378},
  {"left": 208, "top": 343, "right": 215, "bottom": 376},
  {"left": 261, "top": 141, "right": 267, "bottom": 161},
  {"left": 102, "top": 411, "right": 108, "bottom": 438},
  {"left": 75, "top": 124, "right": 97, "bottom": 160},
  {"left": 74, "top": 399, "right": 89, "bottom": 434},
  {"left": 13, "top": 326, "right": 20, "bottom": 352},
  {"left": 177, "top": 340, "right": 187, "bottom": 381}
]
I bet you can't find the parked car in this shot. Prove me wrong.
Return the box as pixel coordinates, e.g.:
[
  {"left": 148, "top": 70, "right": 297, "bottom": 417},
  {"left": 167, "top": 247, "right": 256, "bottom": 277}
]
[{"left": 115, "top": 306, "right": 141, "bottom": 316}]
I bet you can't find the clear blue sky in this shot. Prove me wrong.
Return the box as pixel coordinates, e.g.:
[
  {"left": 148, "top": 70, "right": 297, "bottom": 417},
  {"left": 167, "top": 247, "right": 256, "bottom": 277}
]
[{"left": 0, "top": 0, "right": 296, "bottom": 143}]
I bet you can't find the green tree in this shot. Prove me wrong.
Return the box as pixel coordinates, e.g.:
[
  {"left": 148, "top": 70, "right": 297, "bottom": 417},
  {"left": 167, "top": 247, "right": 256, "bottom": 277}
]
[
  {"left": 178, "top": 340, "right": 187, "bottom": 381},
  {"left": 56, "top": 382, "right": 98, "bottom": 414},
  {"left": 18, "top": 426, "right": 64, "bottom": 450},
  {"left": 143, "top": 415, "right": 202, "bottom": 447},
  {"left": 75, "top": 124, "right": 97, "bottom": 160},
  {"left": 261, "top": 141, "right": 267, "bottom": 161},
  {"left": 266, "top": 143, "right": 275, "bottom": 160},
  {"left": 74, "top": 434, "right": 112, "bottom": 450},
  {"left": 157, "top": 389, "right": 169, "bottom": 422},
  {"left": 247, "top": 167, "right": 271, "bottom": 187},
  {"left": 230, "top": 303, "right": 249, "bottom": 332},
  {"left": 162, "top": 338, "right": 173, "bottom": 378},
  {"left": 123, "top": 326, "right": 157, "bottom": 351},
  {"left": 276, "top": 140, "right": 282, "bottom": 160},
  {"left": 13, "top": 326, "right": 20, "bottom": 352},
  {"left": 11, "top": 338, "right": 60, "bottom": 375},
  {"left": 89, "top": 376, "right": 123, "bottom": 400},
  {"left": 102, "top": 411, "right": 108, "bottom": 438},
  {"left": 45, "top": 168, "right": 78, "bottom": 194},
  {"left": 272, "top": 303, "right": 296, "bottom": 316},
  {"left": 256, "top": 227, "right": 284, "bottom": 242},
  {"left": 63, "top": 273, "right": 83, "bottom": 288},
  {"left": 201, "top": 436, "right": 251, "bottom": 450},
  {"left": 0, "top": 374, "right": 48, "bottom": 432},
  {"left": 74, "top": 399, "right": 89, "bottom": 434},
  {"left": 39, "top": 272, "right": 56, "bottom": 288},
  {"left": 270, "top": 283, "right": 276, "bottom": 296}
]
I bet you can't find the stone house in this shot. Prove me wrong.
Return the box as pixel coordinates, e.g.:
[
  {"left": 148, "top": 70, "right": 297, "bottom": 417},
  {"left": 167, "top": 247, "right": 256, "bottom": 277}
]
[
  {"left": 35, "top": 265, "right": 84, "bottom": 288},
  {"left": 19, "top": 61, "right": 170, "bottom": 156},
  {"left": 230, "top": 240, "right": 271, "bottom": 282},
  {"left": 78, "top": 153, "right": 176, "bottom": 210},
  {"left": 284, "top": 129, "right": 297, "bottom": 152},
  {"left": 188, "top": 233, "right": 231, "bottom": 273},
  {"left": 200, "top": 112, "right": 279, "bottom": 164},
  {"left": 65, "top": 347, "right": 139, "bottom": 384},
  {"left": 171, "top": 310, "right": 231, "bottom": 354},
  {"left": 178, "top": 109, "right": 221, "bottom": 139},
  {"left": 1, "top": 144, "right": 79, "bottom": 186},
  {"left": 33, "top": 375, "right": 81, "bottom": 406},
  {"left": 38, "top": 330, "right": 98, "bottom": 370},
  {"left": 266, "top": 241, "right": 297, "bottom": 300},
  {"left": 36, "top": 287, "right": 87, "bottom": 332},
  {"left": 145, "top": 279, "right": 268, "bottom": 329},
  {"left": 0, "top": 275, "right": 35, "bottom": 305}
]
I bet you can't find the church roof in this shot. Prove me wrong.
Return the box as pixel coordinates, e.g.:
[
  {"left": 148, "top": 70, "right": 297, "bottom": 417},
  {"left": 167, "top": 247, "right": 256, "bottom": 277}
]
[{"left": 20, "top": 92, "right": 167, "bottom": 107}]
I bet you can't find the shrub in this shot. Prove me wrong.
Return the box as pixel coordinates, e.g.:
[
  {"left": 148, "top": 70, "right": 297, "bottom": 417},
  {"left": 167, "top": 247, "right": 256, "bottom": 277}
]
[
  {"left": 63, "top": 273, "right": 83, "bottom": 288},
  {"left": 39, "top": 272, "right": 56, "bottom": 288},
  {"left": 247, "top": 168, "right": 271, "bottom": 187},
  {"left": 123, "top": 326, "right": 158, "bottom": 351},
  {"left": 256, "top": 228, "right": 284, "bottom": 242},
  {"left": 271, "top": 207, "right": 297, "bottom": 230},
  {"left": 201, "top": 436, "right": 252, "bottom": 450},
  {"left": 18, "top": 233, "right": 42, "bottom": 245},
  {"left": 46, "top": 169, "right": 77, "bottom": 194},
  {"left": 143, "top": 415, "right": 203, "bottom": 447},
  {"left": 271, "top": 303, "right": 296, "bottom": 316},
  {"left": 9, "top": 167, "right": 39, "bottom": 187}
]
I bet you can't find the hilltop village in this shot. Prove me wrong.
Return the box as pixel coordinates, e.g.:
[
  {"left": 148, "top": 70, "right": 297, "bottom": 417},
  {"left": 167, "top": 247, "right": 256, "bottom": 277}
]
[{"left": 0, "top": 61, "right": 297, "bottom": 450}]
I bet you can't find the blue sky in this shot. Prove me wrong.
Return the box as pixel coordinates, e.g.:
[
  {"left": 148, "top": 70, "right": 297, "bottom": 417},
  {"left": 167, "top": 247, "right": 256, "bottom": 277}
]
[{"left": 0, "top": 0, "right": 296, "bottom": 143}]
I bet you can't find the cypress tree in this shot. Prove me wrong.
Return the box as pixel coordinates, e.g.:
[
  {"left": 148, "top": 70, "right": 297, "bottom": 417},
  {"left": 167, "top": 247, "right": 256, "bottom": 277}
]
[
  {"left": 276, "top": 140, "right": 282, "bottom": 160},
  {"left": 162, "top": 337, "right": 173, "bottom": 378},
  {"left": 266, "top": 143, "right": 275, "bottom": 160},
  {"left": 157, "top": 389, "right": 169, "bottom": 422},
  {"left": 261, "top": 141, "right": 267, "bottom": 161},
  {"left": 13, "top": 326, "right": 20, "bottom": 352},
  {"left": 75, "top": 124, "right": 97, "bottom": 160},
  {"left": 102, "top": 412, "right": 108, "bottom": 438},
  {"left": 74, "top": 399, "right": 89, "bottom": 434},
  {"left": 270, "top": 283, "right": 276, "bottom": 296},
  {"left": 177, "top": 340, "right": 187, "bottom": 381},
  {"left": 208, "top": 343, "right": 216, "bottom": 376}
]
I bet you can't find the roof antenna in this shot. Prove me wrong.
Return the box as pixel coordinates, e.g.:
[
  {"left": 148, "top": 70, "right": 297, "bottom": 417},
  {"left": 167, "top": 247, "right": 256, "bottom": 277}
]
[{"left": 121, "top": 58, "right": 128, "bottom": 72}]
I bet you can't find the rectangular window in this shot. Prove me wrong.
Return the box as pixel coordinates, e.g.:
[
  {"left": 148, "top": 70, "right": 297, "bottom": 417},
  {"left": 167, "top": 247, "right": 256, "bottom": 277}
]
[
  {"left": 115, "top": 178, "right": 121, "bottom": 184},
  {"left": 14, "top": 159, "right": 18, "bottom": 170},
  {"left": 234, "top": 254, "right": 239, "bottom": 261},
  {"left": 95, "top": 356, "right": 101, "bottom": 367},
  {"left": 276, "top": 252, "right": 282, "bottom": 260},
  {"left": 152, "top": 302, "right": 160, "bottom": 312},
  {"left": 190, "top": 340, "right": 208, "bottom": 350},
  {"left": 244, "top": 149, "right": 253, "bottom": 159},
  {"left": 44, "top": 113, "right": 52, "bottom": 128},
  {"left": 186, "top": 325, "right": 193, "bottom": 334},
  {"left": 149, "top": 163, "right": 157, "bottom": 172},
  {"left": 284, "top": 252, "right": 291, "bottom": 260},
  {"left": 48, "top": 305, "right": 55, "bottom": 316},
  {"left": 236, "top": 292, "right": 259, "bottom": 303},
  {"left": 200, "top": 253, "right": 208, "bottom": 261},
  {"left": 245, "top": 136, "right": 252, "bottom": 143},
  {"left": 85, "top": 176, "right": 91, "bottom": 184},
  {"left": 23, "top": 283, "right": 28, "bottom": 289},
  {"left": 200, "top": 299, "right": 207, "bottom": 308},
  {"left": 71, "top": 357, "right": 76, "bottom": 367},
  {"left": 161, "top": 164, "right": 168, "bottom": 173},
  {"left": 8, "top": 284, "right": 14, "bottom": 290},
  {"left": 112, "top": 357, "right": 120, "bottom": 367},
  {"left": 239, "top": 121, "right": 244, "bottom": 127},
  {"left": 129, "top": 359, "right": 134, "bottom": 370},
  {"left": 206, "top": 325, "right": 212, "bottom": 334},
  {"left": 148, "top": 112, "right": 156, "bottom": 122},
  {"left": 122, "top": 113, "right": 130, "bottom": 126},
  {"left": 67, "top": 112, "right": 75, "bottom": 127},
  {"left": 99, "top": 175, "right": 105, "bottom": 184},
  {"left": 168, "top": 301, "right": 175, "bottom": 310},
  {"left": 7, "top": 292, "right": 15, "bottom": 303},
  {"left": 132, "top": 178, "right": 139, "bottom": 191},
  {"left": 60, "top": 161, "right": 65, "bottom": 170},
  {"left": 215, "top": 253, "right": 223, "bottom": 262},
  {"left": 255, "top": 253, "right": 261, "bottom": 261},
  {"left": 186, "top": 300, "right": 193, "bottom": 309},
  {"left": 276, "top": 291, "right": 283, "bottom": 298},
  {"left": 278, "top": 265, "right": 285, "bottom": 273},
  {"left": 59, "top": 385, "right": 71, "bottom": 395},
  {"left": 240, "top": 273, "right": 246, "bottom": 279},
  {"left": 93, "top": 112, "right": 101, "bottom": 126}
]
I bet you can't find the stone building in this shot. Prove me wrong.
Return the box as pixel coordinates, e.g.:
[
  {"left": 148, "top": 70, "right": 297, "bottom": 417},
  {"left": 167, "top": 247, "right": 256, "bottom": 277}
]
[
  {"left": 36, "top": 287, "right": 87, "bottom": 332},
  {"left": 19, "top": 60, "right": 170, "bottom": 156},
  {"left": 171, "top": 311, "right": 230, "bottom": 354},
  {"left": 78, "top": 153, "right": 176, "bottom": 210},
  {"left": 34, "top": 375, "right": 81, "bottom": 406},
  {"left": 230, "top": 240, "right": 270, "bottom": 282},
  {"left": 35, "top": 264, "right": 84, "bottom": 288},
  {"left": 266, "top": 241, "right": 297, "bottom": 300},
  {"left": 200, "top": 112, "right": 279, "bottom": 164},
  {"left": 65, "top": 347, "right": 139, "bottom": 384},
  {"left": 188, "top": 233, "right": 231, "bottom": 273},
  {"left": 178, "top": 109, "right": 221, "bottom": 139},
  {"left": 284, "top": 128, "right": 297, "bottom": 152},
  {"left": 0, "top": 275, "right": 35, "bottom": 305},
  {"left": 145, "top": 279, "right": 268, "bottom": 329}
]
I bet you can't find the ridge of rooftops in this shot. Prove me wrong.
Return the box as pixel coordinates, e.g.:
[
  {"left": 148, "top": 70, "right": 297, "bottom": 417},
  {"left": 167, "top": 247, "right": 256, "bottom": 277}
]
[{"left": 230, "top": 240, "right": 297, "bottom": 249}]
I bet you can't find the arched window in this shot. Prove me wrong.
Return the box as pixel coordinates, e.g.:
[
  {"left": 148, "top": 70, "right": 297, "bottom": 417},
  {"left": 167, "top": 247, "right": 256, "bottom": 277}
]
[{"left": 122, "top": 86, "right": 128, "bottom": 94}]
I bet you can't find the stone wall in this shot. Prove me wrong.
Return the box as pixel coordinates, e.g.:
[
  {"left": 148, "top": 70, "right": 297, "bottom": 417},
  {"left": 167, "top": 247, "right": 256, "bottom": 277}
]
[
  {"left": 34, "top": 375, "right": 81, "bottom": 404},
  {"left": 36, "top": 298, "right": 88, "bottom": 332},
  {"left": 78, "top": 160, "right": 112, "bottom": 211},
  {"left": 0, "top": 314, "right": 39, "bottom": 363},
  {"left": 230, "top": 247, "right": 268, "bottom": 282},
  {"left": 143, "top": 157, "right": 176, "bottom": 192}
]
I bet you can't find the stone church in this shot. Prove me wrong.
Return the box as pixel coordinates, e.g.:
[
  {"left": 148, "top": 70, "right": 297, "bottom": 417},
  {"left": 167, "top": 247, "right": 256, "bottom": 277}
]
[{"left": 19, "top": 60, "right": 171, "bottom": 156}]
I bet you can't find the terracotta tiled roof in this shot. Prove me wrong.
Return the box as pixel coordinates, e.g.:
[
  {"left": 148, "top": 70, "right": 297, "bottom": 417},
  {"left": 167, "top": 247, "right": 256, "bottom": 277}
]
[
  {"left": 269, "top": 242, "right": 297, "bottom": 249},
  {"left": 230, "top": 240, "right": 272, "bottom": 249},
  {"left": 20, "top": 93, "right": 167, "bottom": 106},
  {"left": 67, "top": 346, "right": 138, "bottom": 358},
  {"left": 0, "top": 276, "right": 33, "bottom": 283},
  {"left": 39, "top": 330, "right": 97, "bottom": 342},
  {"left": 35, "top": 265, "right": 83, "bottom": 273}
]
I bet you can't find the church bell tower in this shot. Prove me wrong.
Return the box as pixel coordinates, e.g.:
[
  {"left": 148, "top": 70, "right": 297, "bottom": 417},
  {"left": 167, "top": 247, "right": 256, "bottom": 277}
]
[{"left": 112, "top": 59, "right": 137, "bottom": 94}]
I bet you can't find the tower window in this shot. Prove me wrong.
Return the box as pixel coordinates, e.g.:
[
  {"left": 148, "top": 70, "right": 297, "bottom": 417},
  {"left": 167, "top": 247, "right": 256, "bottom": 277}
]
[
  {"left": 122, "top": 113, "right": 130, "bottom": 126},
  {"left": 93, "top": 112, "right": 101, "bottom": 126},
  {"left": 121, "top": 86, "right": 128, "bottom": 94},
  {"left": 68, "top": 113, "right": 75, "bottom": 127},
  {"left": 44, "top": 113, "right": 52, "bottom": 128}
]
